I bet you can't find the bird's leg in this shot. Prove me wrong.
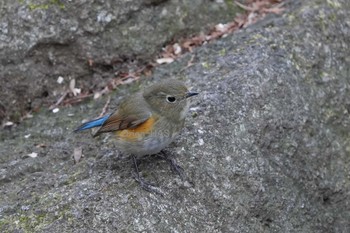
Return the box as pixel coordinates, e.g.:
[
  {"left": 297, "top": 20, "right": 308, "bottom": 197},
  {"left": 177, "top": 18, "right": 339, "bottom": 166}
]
[
  {"left": 159, "top": 150, "right": 185, "bottom": 180},
  {"left": 131, "top": 155, "right": 164, "bottom": 196}
]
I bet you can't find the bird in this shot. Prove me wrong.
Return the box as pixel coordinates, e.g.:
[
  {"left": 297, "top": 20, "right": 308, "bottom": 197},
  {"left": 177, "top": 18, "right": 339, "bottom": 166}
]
[{"left": 74, "top": 79, "right": 198, "bottom": 193}]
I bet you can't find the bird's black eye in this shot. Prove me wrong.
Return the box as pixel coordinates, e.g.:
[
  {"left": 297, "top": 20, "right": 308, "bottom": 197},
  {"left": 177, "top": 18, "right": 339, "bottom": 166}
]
[{"left": 166, "top": 96, "right": 176, "bottom": 103}]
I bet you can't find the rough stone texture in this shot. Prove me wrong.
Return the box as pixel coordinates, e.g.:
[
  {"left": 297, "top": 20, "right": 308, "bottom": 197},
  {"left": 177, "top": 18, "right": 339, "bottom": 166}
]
[
  {"left": 1, "top": 0, "right": 350, "bottom": 232},
  {"left": 0, "top": 0, "right": 236, "bottom": 123}
]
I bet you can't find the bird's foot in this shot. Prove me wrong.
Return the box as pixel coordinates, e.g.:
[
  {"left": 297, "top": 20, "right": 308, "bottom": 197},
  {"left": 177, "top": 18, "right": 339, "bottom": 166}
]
[
  {"left": 132, "top": 155, "right": 164, "bottom": 196},
  {"left": 159, "top": 150, "right": 186, "bottom": 180}
]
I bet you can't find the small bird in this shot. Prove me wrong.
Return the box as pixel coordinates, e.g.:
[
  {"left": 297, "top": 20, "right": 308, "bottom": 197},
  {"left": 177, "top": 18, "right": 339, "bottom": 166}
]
[{"left": 75, "top": 79, "right": 198, "bottom": 193}]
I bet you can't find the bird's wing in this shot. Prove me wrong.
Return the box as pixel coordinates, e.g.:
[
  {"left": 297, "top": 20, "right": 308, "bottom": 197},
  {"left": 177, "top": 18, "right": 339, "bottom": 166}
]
[{"left": 93, "top": 96, "right": 151, "bottom": 137}]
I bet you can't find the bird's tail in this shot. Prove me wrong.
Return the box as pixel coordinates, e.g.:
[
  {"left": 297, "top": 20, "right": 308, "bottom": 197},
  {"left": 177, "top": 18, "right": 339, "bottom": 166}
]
[{"left": 74, "top": 114, "right": 111, "bottom": 132}]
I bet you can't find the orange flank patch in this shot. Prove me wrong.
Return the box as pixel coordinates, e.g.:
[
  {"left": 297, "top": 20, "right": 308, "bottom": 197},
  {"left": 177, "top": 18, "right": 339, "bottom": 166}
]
[{"left": 116, "top": 116, "right": 156, "bottom": 140}]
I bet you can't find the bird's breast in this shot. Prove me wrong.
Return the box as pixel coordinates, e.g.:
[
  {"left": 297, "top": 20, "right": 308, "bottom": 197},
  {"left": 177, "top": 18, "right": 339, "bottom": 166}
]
[
  {"left": 114, "top": 116, "right": 182, "bottom": 156},
  {"left": 116, "top": 116, "right": 156, "bottom": 141}
]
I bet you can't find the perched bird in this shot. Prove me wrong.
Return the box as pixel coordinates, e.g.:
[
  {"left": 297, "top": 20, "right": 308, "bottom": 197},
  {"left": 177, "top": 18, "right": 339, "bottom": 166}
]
[{"left": 75, "top": 79, "right": 198, "bottom": 193}]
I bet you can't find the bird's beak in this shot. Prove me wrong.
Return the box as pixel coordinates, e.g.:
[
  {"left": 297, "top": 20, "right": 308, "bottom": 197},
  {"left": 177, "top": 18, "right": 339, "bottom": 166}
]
[{"left": 186, "top": 92, "right": 199, "bottom": 98}]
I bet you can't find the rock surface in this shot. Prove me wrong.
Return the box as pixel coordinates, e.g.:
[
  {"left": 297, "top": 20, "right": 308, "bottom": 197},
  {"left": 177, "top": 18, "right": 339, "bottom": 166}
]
[
  {"left": 0, "top": 0, "right": 235, "bottom": 122},
  {"left": 1, "top": 0, "right": 350, "bottom": 232}
]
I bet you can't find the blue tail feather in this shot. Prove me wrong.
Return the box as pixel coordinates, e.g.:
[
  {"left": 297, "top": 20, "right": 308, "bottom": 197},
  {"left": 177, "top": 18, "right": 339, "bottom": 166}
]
[{"left": 74, "top": 114, "right": 111, "bottom": 132}]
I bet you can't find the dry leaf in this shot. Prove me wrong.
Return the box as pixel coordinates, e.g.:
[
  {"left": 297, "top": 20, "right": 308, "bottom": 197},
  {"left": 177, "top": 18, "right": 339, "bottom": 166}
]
[
  {"left": 28, "top": 152, "right": 38, "bottom": 158},
  {"left": 52, "top": 108, "right": 60, "bottom": 113},
  {"left": 35, "top": 143, "right": 47, "bottom": 148},
  {"left": 69, "top": 79, "right": 81, "bottom": 96},
  {"left": 73, "top": 147, "right": 83, "bottom": 163},
  {"left": 4, "top": 121, "right": 14, "bottom": 127},
  {"left": 173, "top": 43, "right": 182, "bottom": 55},
  {"left": 156, "top": 58, "right": 174, "bottom": 64},
  {"left": 57, "top": 76, "right": 64, "bottom": 84}
]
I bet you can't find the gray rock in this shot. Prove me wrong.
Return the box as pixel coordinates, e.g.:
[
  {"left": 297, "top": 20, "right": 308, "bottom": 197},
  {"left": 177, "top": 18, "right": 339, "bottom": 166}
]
[
  {"left": 0, "top": 0, "right": 235, "bottom": 122},
  {"left": 0, "top": 0, "right": 350, "bottom": 232}
]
